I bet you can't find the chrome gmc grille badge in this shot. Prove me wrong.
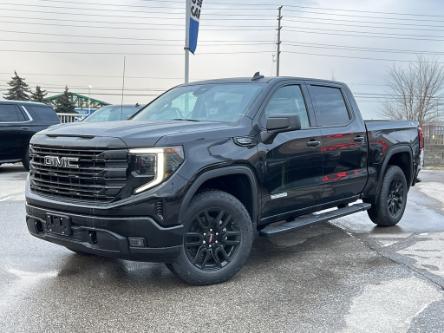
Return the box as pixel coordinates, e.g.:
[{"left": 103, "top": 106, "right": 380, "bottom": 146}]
[{"left": 44, "top": 156, "right": 79, "bottom": 169}]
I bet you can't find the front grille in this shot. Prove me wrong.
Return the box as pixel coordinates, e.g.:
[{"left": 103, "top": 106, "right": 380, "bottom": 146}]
[{"left": 30, "top": 144, "right": 128, "bottom": 203}]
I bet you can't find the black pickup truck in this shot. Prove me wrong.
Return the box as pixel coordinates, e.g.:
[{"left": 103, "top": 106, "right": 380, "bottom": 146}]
[{"left": 25, "top": 75, "right": 423, "bottom": 285}]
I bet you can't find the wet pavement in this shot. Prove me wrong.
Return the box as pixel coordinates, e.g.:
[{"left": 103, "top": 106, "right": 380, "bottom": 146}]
[{"left": 0, "top": 165, "right": 443, "bottom": 332}]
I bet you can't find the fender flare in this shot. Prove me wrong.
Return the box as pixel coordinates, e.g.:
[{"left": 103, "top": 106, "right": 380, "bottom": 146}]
[
  {"left": 377, "top": 144, "right": 414, "bottom": 192},
  {"left": 178, "top": 166, "right": 260, "bottom": 225}
]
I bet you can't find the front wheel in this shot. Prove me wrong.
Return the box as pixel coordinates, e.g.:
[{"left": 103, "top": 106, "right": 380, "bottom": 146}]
[
  {"left": 367, "top": 165, "right": 408, "bottom": 227},
  {"left": 167, "top": 190, "right": 254, "bottom": 285}
]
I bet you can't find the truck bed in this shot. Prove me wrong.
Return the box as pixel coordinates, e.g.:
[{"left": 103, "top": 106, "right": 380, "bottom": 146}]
[
  {"left": 363, "top": 119, "right": 421, "bottom": 199},
  {"left": 364, "top": 120, "right": 420, "bottom": 152}
]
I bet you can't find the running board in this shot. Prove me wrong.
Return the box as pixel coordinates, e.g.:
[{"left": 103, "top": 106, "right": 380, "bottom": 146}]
[{"left": 259, "top": 203, "right": 371, "bottom": 237}]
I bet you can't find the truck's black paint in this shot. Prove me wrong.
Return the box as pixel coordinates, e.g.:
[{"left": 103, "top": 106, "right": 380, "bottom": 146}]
[
  {"left": 0, "top": 101, "right": 59, "bottom": 166},
  {"left": 25, "top": 77, "right": 421, "bottom": 263}
]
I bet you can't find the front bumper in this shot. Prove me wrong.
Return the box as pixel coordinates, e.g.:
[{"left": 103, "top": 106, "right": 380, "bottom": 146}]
[{"left": 26, "top": 204, "right": 183, "bottom": 262}]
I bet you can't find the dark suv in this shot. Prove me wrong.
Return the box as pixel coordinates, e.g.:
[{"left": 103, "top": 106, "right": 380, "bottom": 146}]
[
  {"left": 25, "top": 76, "right": 422, "bottom": 285},
  {"left": 0, "top": 101, "right": 59, "bottom": 170}
]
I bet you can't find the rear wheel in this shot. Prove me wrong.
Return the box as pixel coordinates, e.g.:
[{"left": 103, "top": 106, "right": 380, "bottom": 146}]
[
  {"left": 367, "top": 165, "right": 408, "bottom": 227},
  {"left": 167, "top": 190, "right": 254, "bottom": 285}
]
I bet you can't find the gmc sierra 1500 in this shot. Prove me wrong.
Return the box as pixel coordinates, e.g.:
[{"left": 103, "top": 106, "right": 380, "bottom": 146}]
[{"left": 25, "top": 75, "right": 423, "bottom": 285}]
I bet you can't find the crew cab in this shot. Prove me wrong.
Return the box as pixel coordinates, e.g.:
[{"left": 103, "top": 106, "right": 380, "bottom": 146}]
[
  {"left": 0, "top": 100, "right": 59, "bottom": 170},
  {"left": 25, "top": 75, "right": 423, "bottom": 285}
]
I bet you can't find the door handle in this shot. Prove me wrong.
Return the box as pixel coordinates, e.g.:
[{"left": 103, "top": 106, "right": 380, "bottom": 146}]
[
  {"left": 353, "top": 135, "right": 365, "bottom": 143},
  {"left": 306, "top": 139, "right": 321, "bottom": 147},
  {"left": 20, "top": 127, "right": 30, "bottom": 130}
]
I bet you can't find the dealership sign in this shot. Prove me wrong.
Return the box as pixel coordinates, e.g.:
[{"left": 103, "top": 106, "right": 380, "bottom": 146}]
[{"left": 187, "top": 0, "right": 203, "bottom": 54}]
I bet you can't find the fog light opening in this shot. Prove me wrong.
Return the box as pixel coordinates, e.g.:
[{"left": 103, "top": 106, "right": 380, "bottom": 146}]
[{"left": 35, "top": 221, "right": 43, "bottom": 233}]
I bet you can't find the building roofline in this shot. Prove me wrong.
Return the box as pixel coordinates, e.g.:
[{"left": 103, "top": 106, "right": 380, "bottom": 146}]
[{"left": 43, "top": 92, "right": 110, "bottom": 105}]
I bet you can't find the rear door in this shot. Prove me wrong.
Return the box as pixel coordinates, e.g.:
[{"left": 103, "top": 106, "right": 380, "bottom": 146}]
[
  {"left": 0, "top": 104, "right": 30, "bottom": 161},
  {"left": 307, "top": 84, "right": 368, "bottom": 204},
  {"left": 260, "top": 83, "right": 324, "bottom": 220}
]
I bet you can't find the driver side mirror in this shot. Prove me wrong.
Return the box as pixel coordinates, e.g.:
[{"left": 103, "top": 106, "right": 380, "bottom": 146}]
[{"left": 261, "top": 115, "right": 301, "bottom": 144}]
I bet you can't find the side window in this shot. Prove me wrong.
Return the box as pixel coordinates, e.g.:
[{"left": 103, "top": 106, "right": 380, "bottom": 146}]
[
  {"left": 0, "top": 104, "right": 26, "bottom": 122},
  {"left": 25, "top": 105, "right": 58, "bottom": 122},
  {"left": 309, "top": 85, "right": 350, "bottom": 126},
  {"left": 265, "top": 85, "right": 310, "bottom": 129},
  {"left": 264, "top": 85, "right": 310, "bottom": 129}
]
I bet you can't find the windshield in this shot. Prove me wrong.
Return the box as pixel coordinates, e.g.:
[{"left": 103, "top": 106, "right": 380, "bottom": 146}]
[
  {"left": 85, "top": 105, "right": 140, "bottom": 122},
  {"left": 133, "top": 83, "right": 263, "bottom": 123}
]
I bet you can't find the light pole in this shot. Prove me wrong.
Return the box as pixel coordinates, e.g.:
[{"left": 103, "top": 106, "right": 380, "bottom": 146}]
[
  {"left": 184, "top": 0, "right": 190, "bottom": 83},
  {"left": 276, "top": 6, "right": 283, "bottom": 77}
]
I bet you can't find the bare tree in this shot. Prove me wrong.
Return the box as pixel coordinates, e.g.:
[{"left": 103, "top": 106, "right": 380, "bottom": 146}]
[{"left": 383, "top": 56, "right": 444, "bottom": 126}]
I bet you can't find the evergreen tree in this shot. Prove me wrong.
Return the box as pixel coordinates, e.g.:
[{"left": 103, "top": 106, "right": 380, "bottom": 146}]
[
  {"left": 3, "top": 71, "right": 31, "bottom": 100},
  {"left": 55, "top": 86, "right": 76, "bottom": 113},
  {"left": 31, "top": 85, "right": 48, "bottom": 102}
]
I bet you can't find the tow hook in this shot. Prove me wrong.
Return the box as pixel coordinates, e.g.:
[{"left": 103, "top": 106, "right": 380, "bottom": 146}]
[{"left": 88, "top": 231, "right": 97, "bottom": 244}]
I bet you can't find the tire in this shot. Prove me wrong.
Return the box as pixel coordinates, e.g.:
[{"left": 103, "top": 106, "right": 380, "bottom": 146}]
[
  {"left": 167, "top": 190, "right": 254, "bottom": 285},
  {"left": 22, "top": 148, "right": 30, "bottom": 171},
  {"left": 367, "top": 165, "right": 408, "bottom": 227}
]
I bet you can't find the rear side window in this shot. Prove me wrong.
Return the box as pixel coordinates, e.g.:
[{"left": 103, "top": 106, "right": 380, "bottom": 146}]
[
  {"left": 25, "top": 105, "right": 59, "bottom": 123},
  {"left": 0, "top": 104, "right": 26, "bottom": 122},
  {"left": 264, "top": 85, "right": 310, "bottom": 129},
  {"left": 309, "top": 85, "right": 350, "bottom": 126}
]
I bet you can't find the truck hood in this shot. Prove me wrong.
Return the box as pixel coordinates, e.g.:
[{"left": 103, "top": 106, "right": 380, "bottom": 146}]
[{"left": 37, "top": 120, "right": 246, "bottom": 147}]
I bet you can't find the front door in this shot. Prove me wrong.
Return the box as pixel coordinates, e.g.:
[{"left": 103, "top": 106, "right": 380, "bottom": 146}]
[{"left": 260, "top": 84, "right": 324, "bottom": 221}]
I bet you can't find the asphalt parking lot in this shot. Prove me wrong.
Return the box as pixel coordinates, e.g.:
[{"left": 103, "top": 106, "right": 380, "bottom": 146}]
[{"left": 0, "top": 165, "right": 443, "bottom": 332}]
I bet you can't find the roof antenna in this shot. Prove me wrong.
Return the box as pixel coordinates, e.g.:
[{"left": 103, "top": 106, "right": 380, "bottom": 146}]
[{"left": 251, "top": 72, "right": 264, "bottom": 81}]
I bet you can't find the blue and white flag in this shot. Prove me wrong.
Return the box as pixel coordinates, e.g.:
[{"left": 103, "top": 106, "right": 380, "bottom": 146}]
[{"left": 187, "top": 0, "right": 203, "bottom": 54}]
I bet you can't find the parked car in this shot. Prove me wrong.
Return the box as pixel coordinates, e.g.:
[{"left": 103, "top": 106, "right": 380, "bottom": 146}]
[
  {"left": 25, "top": 75, "right": 423, "bottom": 285},
  {"left": 0, "top": 100, "right": 59, "bottom": 170},
  {"left": 83, "top": 104, "right": 141, "bottom": 122}
]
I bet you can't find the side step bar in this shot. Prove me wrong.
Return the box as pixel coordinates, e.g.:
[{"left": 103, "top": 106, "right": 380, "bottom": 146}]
[{"left": 259, "top": 203, "right": 371, "bottom": 237}]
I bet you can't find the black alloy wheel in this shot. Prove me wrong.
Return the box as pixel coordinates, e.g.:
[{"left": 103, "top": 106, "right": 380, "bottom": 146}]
[
  {"left": 367, "top": 165, "right": 408, "bottom": 227},
  {"left": 167, "top": 190, "right": 254, "bottom": 285},
  {"left": 387, "top": 178, "right": 405, "bottom": 217},
  {"left": 184, "top": 208, "right": 241, "bottom": 270}
]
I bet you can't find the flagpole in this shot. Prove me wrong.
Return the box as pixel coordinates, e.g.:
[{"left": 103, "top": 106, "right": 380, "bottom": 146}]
[{"left": 184, "top": 0, "right": 190, "bottom": 84}]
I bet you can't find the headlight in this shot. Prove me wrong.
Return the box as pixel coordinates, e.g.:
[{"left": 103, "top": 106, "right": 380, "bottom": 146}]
[{"left": 129, "top": 146, "right": 184, "bottom": 194}]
